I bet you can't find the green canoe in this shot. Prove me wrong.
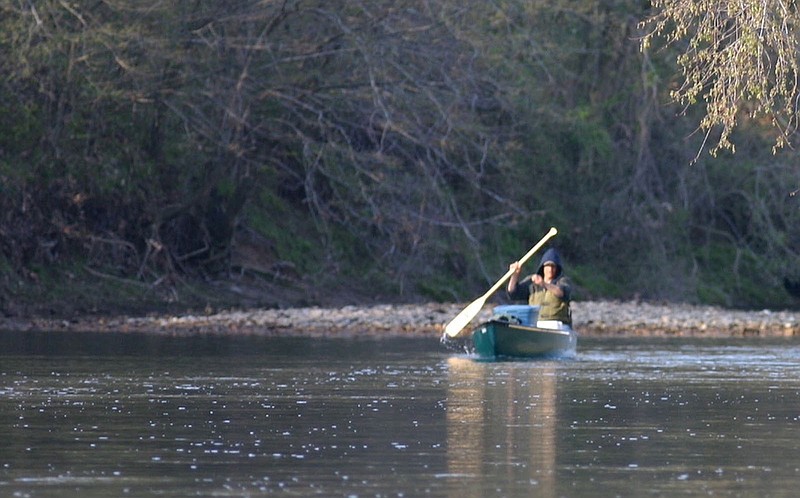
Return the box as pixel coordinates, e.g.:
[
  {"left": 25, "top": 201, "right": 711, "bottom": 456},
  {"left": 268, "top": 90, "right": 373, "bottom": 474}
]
[{"left": 471, "top": 305, "right": 577, "bottom": 359}]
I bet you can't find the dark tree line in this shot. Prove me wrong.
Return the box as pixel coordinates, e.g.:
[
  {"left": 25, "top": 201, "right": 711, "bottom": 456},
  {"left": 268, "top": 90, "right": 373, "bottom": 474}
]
[{"left": 1, "top": 0, "right": 799, "bottom": 309}]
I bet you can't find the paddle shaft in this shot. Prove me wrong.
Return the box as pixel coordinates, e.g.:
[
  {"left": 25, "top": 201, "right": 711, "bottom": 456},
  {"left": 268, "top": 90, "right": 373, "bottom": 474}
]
[
  {"left": 443, "top": 226, "right": 557, "bottom": 338},
  {"left": 481, "top": 226, "right": 558, "bottom": 300}
]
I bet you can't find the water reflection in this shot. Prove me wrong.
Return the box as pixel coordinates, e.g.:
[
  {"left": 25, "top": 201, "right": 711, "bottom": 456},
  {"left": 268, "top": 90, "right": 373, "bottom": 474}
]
[
  {"left": 3, "top": 333, "right": 800, "bottom": 496},
  {"left": 446, "top": 357, "right": 558, "bottom": 497}
]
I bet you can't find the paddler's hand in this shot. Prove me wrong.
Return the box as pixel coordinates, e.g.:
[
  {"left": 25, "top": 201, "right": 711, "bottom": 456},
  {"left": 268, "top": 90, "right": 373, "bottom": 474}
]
[{"left": 507, "top": 261, "right": 522, "bottom": 293}]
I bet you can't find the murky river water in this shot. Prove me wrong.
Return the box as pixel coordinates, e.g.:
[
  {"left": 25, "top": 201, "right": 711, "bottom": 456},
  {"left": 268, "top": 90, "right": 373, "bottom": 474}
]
[{"left": 2, "top": 331, "right": 800, "bottom": 497}]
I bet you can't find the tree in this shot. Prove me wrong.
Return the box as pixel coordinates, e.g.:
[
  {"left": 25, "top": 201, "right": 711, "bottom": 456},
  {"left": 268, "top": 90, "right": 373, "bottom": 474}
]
[
  {"left": 641, "top": 0, "right": 800, "bottom": 157},
  {"left": 0, "top": 0, "right": 520, "bottom": 292}
]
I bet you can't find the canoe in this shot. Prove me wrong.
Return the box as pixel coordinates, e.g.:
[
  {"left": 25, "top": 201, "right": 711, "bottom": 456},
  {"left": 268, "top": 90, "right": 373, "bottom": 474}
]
[{"left": 471, "top": 305, "right": 577, "bottom": 359}]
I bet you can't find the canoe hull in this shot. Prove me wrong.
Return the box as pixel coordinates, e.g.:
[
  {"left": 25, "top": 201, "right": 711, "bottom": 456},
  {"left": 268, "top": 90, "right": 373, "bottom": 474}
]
[{"left": 472, "top": 320, "right": 577, "bottom": 359}]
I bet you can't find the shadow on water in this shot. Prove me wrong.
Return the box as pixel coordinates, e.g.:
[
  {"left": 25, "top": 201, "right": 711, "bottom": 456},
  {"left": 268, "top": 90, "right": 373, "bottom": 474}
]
[{"left": 0, "top": 329, "right": 435, "bottom": 358}]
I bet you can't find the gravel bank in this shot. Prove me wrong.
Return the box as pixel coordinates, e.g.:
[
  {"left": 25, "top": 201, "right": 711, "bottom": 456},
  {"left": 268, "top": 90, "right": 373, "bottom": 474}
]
[{"left": 7, "top": 300, "right": 800, "bottom": 338}]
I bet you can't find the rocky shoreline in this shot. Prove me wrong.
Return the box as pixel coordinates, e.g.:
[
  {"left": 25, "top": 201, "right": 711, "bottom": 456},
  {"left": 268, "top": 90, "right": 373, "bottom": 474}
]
[{"left": 5, "top": 300, "right": 800, "bottom": 338}]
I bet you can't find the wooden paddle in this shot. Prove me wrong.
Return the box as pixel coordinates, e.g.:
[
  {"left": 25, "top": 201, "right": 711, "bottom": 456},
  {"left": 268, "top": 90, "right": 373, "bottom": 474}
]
[{"left": 443, "top": 226, "right": 558, "bottom": 338}]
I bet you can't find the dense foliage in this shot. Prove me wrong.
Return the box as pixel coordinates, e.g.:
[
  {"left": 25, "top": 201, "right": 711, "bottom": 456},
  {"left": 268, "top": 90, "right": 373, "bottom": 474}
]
[
  {"left": 643, "top": 0, "right": 800, "bottom": 156},
  {"left": 1, "top": 0, "right": 799, "bottom": 312}
]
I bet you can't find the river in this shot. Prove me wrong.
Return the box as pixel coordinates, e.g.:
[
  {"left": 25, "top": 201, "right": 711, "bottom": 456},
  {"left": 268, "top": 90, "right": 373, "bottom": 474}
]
[{"left": 2, "top": 331, "right": 800, "bottom": 496}]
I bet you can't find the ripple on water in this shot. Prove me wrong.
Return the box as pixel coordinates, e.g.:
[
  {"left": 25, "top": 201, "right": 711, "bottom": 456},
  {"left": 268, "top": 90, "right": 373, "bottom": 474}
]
[{"left": 3, "top": 335, "right": 800, "bottom": 497}]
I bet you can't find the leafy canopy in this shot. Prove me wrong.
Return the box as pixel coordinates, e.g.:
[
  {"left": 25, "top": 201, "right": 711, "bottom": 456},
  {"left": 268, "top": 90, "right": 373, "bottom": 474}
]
[{"left": 641, "top": 0, "right": 800, "bottom": 157}]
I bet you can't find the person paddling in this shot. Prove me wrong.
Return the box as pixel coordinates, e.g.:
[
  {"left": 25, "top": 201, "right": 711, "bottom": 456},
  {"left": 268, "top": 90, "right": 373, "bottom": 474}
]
[{"left": 506, "top": 248, "right": 572, "bottom": 328}]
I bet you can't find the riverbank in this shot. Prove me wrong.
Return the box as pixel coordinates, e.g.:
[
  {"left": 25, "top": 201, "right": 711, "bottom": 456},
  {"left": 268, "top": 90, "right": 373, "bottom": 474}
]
[{"left": 4, "top": 300, "right": 800, "bottom": 337}]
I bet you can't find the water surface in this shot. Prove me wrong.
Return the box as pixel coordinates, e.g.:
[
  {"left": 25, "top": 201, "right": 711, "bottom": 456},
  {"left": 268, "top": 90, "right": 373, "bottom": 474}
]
[{"left": 2, "top": 332, "right": 800, "bottom": 496}]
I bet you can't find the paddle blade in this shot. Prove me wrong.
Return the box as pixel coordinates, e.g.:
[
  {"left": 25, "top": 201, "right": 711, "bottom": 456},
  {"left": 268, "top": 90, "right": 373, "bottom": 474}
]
[{"left": 443, "top": 297, "right": 486, "bottom": 338}]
